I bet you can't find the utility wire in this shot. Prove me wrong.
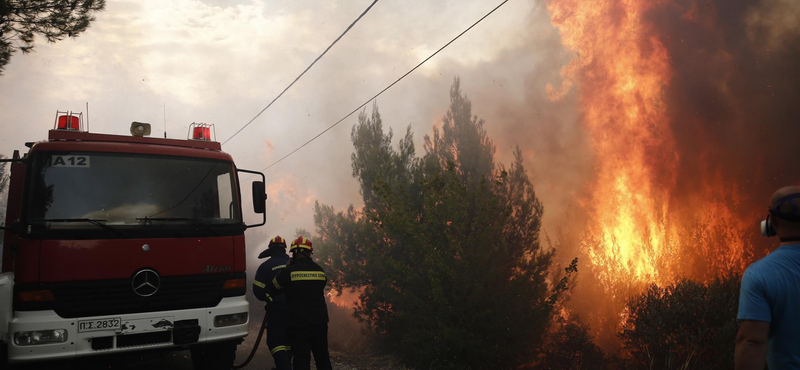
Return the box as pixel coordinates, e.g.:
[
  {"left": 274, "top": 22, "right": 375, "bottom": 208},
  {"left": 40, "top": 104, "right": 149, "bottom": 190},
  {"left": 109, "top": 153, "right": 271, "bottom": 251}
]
[
  {"left": 262, "top": 0, "right": 510, "bottom": 172},
  {"left": 221, "top": 0, "right": 380, "bottom": 146}
]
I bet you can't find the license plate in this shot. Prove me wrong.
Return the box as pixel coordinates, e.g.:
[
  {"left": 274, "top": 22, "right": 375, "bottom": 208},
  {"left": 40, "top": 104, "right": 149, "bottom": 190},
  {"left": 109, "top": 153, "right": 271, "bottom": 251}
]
[{"left": 78, "top": 318, "right": 121, "bottom": 332}]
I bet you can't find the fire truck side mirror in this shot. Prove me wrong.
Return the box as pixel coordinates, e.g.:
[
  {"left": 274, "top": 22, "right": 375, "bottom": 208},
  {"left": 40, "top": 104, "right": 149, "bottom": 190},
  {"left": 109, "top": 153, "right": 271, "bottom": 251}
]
[
  {"left": 252, "top": 181, "right": 266, "bottom": 214},
  {"left": 237, "top": 168, "right": 266, "bottom": 228},
  {"left": 0, "top": 221, "right": 21, "bottom": 233}
]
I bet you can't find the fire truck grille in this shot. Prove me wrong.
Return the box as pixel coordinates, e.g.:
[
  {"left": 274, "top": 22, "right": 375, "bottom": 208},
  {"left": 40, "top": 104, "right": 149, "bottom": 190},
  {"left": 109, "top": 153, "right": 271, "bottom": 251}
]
[{"left": 15, "top": 273, "right": 245, "bottom": 318}]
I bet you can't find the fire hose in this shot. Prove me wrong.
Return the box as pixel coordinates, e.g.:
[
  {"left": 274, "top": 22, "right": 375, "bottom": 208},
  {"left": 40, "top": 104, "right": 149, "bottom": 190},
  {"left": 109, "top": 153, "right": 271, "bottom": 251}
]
[{"left": 232, "top": 306, "right": 269, "bottom": 369}]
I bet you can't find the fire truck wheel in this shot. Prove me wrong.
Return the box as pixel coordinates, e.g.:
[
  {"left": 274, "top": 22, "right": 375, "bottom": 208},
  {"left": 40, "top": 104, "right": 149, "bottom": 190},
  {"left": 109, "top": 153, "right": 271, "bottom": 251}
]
[
  {"left": 0, "top": 343, "right": 7, "bottom": 370},
  {"left": 190, "top": 340, "right": 237, "bottom": 370}
]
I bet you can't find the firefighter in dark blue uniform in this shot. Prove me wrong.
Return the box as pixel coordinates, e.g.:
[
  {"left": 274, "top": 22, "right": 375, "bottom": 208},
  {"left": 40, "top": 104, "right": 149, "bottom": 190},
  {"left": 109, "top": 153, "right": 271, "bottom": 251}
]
[
  {"left": 270, "top": 236, "right": 332, "bottom": 370},
  {"left": 253, "top": 236, "right": 292, "bottom": 370}
]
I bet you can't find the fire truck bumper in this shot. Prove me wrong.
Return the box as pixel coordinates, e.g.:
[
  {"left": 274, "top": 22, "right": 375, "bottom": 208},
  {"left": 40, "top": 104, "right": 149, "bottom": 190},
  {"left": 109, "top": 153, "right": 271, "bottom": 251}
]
[{"left": 7, "top": 296, "right": 249, "bottom": 363}]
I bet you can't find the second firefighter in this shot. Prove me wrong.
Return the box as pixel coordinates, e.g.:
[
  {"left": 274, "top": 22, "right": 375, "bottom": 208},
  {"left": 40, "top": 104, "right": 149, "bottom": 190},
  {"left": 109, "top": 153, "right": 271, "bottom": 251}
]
[{"left": 270, "top": 236, "right": 332, "bottom": 370}]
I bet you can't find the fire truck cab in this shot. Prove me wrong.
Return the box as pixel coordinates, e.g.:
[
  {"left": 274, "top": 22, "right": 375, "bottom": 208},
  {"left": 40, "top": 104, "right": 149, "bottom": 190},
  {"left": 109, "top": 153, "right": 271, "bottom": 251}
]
[{"left": 0, "top": 114, "right": 266, "bottom": 369}]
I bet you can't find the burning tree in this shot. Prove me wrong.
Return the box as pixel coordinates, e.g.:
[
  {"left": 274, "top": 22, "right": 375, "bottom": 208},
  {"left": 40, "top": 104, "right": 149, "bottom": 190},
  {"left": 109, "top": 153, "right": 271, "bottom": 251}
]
[
  {"left": 313, "top": 78, "right": 572, "bottom": 369},
  {"left": 542, "top": 0, "right": 775, "bottom": 351}
]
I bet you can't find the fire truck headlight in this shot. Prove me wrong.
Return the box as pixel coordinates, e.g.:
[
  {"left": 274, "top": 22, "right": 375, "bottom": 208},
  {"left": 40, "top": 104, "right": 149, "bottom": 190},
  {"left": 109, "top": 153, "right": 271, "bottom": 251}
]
[
  {"left": 213, "top": 312, "right": 248, "bottom": 328},
  {"left": 13, "top": 329, "right": 68, "bottom": 346}
]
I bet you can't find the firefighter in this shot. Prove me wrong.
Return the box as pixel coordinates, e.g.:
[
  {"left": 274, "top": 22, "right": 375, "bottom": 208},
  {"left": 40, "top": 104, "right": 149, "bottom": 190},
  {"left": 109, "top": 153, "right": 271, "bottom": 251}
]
[
  {"left": 270, "top": 236, "right": 332, "bottom": 370},
  {"left": 253, "top": 236, "right": 292, "bottom": 370}
]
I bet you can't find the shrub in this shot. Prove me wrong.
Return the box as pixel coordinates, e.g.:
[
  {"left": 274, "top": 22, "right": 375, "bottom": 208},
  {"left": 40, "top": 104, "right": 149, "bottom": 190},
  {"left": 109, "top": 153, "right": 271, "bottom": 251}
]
[{"left": 616, "top": 274, "right": 740, "bottom": 370}]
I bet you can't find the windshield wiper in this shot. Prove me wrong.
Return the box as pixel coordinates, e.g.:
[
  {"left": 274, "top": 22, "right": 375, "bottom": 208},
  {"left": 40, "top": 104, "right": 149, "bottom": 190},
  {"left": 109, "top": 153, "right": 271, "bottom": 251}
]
[
  {"left": 42, "top": 218, "right": 128, "bottom": 238},
  {"left": 136, "top": 217, "right": 222, "bottom": 236},
  {"left": 136, "top": 217, "right": 209, "bottom": 223}
]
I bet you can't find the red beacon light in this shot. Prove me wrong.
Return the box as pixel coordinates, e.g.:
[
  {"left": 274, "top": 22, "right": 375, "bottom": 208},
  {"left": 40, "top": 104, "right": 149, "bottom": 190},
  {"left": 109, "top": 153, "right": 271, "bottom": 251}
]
[
  {"left": 58, "top": 116, "right": 79, "bottom": 130},
  {"left": 188, "top": 122, "right": 215, "bottom": 141},
  {"left": 53, "top": 111, "right": 84, "bottom": 131}
]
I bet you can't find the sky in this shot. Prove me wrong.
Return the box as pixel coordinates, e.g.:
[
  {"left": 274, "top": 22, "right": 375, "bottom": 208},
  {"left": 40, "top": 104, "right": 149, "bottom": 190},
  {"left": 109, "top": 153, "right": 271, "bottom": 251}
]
[{"left": 0, "top": 0, "right": 584, "bottom": 260}]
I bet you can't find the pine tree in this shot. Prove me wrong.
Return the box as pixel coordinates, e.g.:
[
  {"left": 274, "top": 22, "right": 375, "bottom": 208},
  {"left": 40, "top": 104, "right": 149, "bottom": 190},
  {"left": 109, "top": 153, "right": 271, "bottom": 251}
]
[
  {"left": 0, "top": 0, "right": 106, "bottom": 74},
  {"left": 313, "top": 78, "right": 571, "bottom": 369}
]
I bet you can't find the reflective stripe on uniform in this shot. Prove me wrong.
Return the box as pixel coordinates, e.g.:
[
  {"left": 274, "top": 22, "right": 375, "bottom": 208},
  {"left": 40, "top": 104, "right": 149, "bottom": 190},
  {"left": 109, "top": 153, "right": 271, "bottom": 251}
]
[
  {"left": 290, "top": 271, "right": 326, "bottom": 281},
  {"left": 270, "top": 345, "right": 289, "bottom": 354},
  {"left": 272, "top": 277, "right": 282, "bottom": 289},
  {"left": 271, "top": 264, "right": 287, "bottom": 271},
  {"left": 265, "top": 293, "right": 273, "bottom": 302},
  {"left": 253, "top": 280, "right": 266, "bottom": 288}
]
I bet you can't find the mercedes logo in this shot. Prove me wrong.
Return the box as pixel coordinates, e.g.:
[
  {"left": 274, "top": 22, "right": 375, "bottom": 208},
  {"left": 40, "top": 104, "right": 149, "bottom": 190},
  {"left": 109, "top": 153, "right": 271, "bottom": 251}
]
[{"left": 132, "top": 269, "right": 160, "bottom": 297}]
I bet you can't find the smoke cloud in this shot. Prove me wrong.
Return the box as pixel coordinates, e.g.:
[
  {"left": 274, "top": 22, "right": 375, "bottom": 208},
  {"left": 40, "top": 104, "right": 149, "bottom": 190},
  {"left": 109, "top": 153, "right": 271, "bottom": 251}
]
[{"left": 647, "top": 0, "right": 800, "bottom": 255}]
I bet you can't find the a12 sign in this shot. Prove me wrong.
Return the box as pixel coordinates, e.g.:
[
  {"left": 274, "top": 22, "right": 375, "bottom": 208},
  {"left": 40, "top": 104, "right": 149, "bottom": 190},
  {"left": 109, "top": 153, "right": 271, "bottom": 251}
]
[{"left": 51, "top": 155, "right": 90, "bottom": 168}]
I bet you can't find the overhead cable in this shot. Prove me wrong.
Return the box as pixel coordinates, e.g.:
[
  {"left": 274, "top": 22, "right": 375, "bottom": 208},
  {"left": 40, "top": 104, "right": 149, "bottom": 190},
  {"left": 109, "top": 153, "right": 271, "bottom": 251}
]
[
  {"left": 262, "top": 0, "right": 510, "bottom": 171},
  {"left": 221, "top": 0, "right": 380, "bottom": 146}
]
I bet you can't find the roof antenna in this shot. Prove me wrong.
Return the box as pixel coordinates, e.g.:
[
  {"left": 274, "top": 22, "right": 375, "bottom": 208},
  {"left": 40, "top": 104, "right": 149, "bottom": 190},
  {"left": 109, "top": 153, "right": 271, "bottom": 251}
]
[
  {"left": 163, "top": 103, "right": 167, "bottom": 138},
  {"left": 85, "top": 102, "right": 90, "bottom": 132}
]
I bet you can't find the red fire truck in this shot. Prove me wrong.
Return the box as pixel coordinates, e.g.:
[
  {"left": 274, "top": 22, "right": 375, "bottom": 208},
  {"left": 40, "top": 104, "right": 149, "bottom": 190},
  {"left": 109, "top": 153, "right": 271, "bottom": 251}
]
[{"left": 0, "top": 113, "right": 267, "bottom": 369}]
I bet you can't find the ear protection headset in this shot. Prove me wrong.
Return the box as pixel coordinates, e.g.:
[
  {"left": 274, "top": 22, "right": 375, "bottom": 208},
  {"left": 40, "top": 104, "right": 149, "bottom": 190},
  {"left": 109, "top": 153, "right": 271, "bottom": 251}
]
[
  {"left": 762, "top": 193, "right": 800, "bottom": 241},
  {"left": 761, "top": 213, "right": 777, "bottom": 237}
]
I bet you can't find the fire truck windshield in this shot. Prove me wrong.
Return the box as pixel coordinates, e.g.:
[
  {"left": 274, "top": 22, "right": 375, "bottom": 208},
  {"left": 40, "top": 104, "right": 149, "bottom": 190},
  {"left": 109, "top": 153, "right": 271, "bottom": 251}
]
[{"left": 26, "top": 151, "right": 242, "bottom": 239}]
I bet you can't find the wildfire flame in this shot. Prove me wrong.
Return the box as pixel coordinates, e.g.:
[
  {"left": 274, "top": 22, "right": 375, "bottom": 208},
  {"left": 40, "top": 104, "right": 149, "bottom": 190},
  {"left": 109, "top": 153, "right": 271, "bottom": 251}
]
[
  {"left": 546, "top": 0, "right": 750, "bottom": 293},
  {"left": 327, "top": 288, "right": 361, "bottom": 309}
]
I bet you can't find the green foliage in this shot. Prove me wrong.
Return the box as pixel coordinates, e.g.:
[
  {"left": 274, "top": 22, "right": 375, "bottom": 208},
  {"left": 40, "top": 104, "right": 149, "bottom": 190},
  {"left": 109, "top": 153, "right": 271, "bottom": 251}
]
[
  {"left": 314, "top": 78, "right": 567, "bottom": 369},
  {"left": 0, "top": 0, "right": 106, "bottom": 74},
  {"left": 616, "top": 274, "right": 741, "bottom": 370},
  {"left": 294, "top": 227, "right": 313, "bottom": 240},
  {"left": 538, "top": 314, "right": 607, "bottom": 370}
]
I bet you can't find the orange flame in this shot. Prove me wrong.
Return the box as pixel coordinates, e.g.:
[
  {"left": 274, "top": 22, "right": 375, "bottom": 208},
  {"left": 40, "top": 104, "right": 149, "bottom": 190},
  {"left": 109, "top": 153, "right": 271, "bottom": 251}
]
[
  {"left": 327, "top": 288, "right": 361, "bottom": 309},
  {"left": 546, "top": 0, "right": 750, "bottom": 295},
  {"left": 548, "top": 0, "right": 680, "bottom": 290}
]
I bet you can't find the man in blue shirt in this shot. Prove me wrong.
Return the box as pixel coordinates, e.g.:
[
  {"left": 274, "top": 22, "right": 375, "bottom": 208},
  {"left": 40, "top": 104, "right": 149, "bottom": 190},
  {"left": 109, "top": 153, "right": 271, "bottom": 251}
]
[{"left": 736, "top": 186, "right": 800, "bottom": 370}]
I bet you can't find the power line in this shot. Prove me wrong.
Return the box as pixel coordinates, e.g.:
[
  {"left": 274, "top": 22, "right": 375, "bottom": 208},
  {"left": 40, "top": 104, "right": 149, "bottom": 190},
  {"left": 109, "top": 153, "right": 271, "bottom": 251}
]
[
  {"left": 221, "top": 0, "right": 380, "bottom": 146},
  {"left": 262, "top": 0, "right": 510, "bottom": 172}
]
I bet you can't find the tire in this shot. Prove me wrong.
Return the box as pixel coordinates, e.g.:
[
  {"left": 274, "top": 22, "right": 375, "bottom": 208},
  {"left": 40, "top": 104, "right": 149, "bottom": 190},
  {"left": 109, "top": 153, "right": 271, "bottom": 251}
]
[
  {"left": 0, "top": 342, "right": 7, "bottom": 370},
  {"left": 190, "top": 340, "right": 237, "bottom": 370}
]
